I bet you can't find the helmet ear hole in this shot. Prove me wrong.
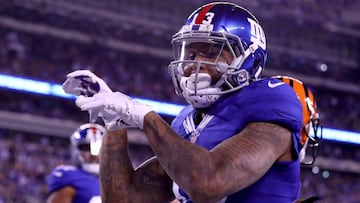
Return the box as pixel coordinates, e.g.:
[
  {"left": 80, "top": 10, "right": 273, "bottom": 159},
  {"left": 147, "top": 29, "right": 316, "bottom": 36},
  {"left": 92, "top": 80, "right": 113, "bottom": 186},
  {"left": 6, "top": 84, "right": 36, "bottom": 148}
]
[
  {"left": 252, "top": 60, "right": 263, "bottom": 80},
  {"left": 252, "top": 59, "right": 260, "bottom": 69}
]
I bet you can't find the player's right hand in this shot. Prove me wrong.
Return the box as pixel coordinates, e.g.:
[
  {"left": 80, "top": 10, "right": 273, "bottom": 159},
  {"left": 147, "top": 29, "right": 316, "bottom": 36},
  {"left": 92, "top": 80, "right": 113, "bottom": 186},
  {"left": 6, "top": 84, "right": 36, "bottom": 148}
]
[{"left": 76, "top": 92, "right": 153, "bottom": 129}]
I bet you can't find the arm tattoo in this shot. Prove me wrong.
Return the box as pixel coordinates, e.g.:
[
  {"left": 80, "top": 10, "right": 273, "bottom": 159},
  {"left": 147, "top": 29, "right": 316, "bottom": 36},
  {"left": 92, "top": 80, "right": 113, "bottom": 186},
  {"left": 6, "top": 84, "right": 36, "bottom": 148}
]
[
  {"left": 100, "top": 129, "right": 134, "bottom": 203},
  {"left": 100, "top": 129, "right": 175, "bottom": 203},
  {"left": 143, "top": 113, "right": 292, "bottom": 202},
  {"left": 212, "top": 122, "right": 292, "bottom": 192}
]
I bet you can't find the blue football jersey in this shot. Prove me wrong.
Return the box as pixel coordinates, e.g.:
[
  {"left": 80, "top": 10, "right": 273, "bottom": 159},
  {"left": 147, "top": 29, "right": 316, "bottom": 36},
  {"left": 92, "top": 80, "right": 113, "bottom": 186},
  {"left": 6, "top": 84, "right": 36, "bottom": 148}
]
[
  {"left": 171, "top": 78, "right": 303, "bottom": 203},
  {"left": 47, "top": 165, "right": 101, "bottom": 203}
]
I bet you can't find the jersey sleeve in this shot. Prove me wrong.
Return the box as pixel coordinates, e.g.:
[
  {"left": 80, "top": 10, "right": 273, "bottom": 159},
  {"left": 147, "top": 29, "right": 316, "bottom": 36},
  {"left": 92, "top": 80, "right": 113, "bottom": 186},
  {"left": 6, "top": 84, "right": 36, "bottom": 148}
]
[
  {"left": 238, "top": 78, "right": 303, "bottom": 133},
  {"left": 47, "top": 165, "right": 78, "bottom": 194}
]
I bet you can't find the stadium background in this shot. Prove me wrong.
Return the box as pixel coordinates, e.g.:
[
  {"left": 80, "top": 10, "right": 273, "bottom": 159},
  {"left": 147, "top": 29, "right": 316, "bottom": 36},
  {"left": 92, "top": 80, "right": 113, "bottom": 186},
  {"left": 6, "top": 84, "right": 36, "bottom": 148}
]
[{"left": 0, "top": 0, "right": 359, "bottom": 202}]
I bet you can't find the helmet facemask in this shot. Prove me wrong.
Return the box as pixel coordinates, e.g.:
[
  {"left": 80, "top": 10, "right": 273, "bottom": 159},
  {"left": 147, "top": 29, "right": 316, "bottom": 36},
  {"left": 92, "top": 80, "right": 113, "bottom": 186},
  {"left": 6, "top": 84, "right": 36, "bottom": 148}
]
[
  {"left": 75, "top": 142, "right": 102, "bottom": 174},
  {"left": 169, "top": 29, "right": 255, "bottom": 108},
  {"left": 300, "top": 99, "right": 323, "bottom": 165}
]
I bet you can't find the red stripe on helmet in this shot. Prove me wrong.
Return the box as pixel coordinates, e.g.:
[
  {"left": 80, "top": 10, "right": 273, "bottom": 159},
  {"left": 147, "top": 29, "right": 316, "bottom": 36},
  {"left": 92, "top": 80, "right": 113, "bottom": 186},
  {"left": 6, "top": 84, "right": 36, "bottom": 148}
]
[
  {"left": 195, "top": 4, "right": 214, "bottom": 24},
  {"left": 91, "top": 127, "right": 97, "bottom": 139}
]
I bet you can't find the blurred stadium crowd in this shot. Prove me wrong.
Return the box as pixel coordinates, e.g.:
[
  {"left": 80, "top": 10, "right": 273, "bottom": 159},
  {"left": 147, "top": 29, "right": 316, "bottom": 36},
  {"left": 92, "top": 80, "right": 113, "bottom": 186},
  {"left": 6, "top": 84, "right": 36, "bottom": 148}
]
[{"left": 0, "top": 0, "right": 359, "bottom": 202}]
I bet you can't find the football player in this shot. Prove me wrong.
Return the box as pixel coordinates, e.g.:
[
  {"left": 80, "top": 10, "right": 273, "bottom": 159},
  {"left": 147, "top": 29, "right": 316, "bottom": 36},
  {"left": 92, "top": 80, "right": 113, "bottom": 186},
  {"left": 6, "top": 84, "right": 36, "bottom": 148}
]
[
  {"left": 63, "top": 2, "right": 304, "bottom": 203},
  {"left": 46, "top": 123, "right": 104, "bottom": 203}
]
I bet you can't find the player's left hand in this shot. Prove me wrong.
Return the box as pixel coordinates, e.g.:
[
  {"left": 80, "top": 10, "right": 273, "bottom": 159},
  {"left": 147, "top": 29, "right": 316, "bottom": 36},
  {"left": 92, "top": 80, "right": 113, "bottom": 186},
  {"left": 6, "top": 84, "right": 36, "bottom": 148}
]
[
  {"left": 62, "top": 69, "right": 112, "bottom": 97},
  {"left": 62, "top": 69, "right": 118, "bottom": 123},
  {"left": 76, "top": 92, "right": 154, "bottom": 129}
]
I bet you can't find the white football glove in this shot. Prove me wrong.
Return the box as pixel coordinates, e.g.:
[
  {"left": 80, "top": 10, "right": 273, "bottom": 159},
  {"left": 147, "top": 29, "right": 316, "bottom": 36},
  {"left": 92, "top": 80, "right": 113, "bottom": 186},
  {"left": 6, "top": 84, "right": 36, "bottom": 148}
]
[
  {"left": 76, "top": 92, "right": 153, "bottom": 129},
  {"left": 62, "top": 69, "right": 118, "bottom": 123},
  {"left": 63, "top": 69, "right": 112, "bottom": 96}
]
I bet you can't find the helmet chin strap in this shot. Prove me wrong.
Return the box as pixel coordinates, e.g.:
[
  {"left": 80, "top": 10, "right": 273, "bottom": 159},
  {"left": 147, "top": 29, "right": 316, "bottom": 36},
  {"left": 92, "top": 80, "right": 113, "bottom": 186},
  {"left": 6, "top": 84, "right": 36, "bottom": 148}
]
[
  {"left": 82, "top": 163, "right": 100, "bottom": 174},
  {"left": 180, "top": 73, "right": 222, "bottom": 108}
]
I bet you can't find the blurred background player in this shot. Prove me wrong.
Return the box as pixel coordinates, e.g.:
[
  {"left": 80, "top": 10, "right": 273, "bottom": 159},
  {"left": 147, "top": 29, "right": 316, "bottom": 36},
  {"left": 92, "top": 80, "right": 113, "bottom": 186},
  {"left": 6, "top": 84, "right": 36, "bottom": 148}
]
[
  {"left": 274, "top": 75, "right": 323, "bottom": 165},
  {"left": 46, "top": 123, "right": 105, "bottom": 203}
]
